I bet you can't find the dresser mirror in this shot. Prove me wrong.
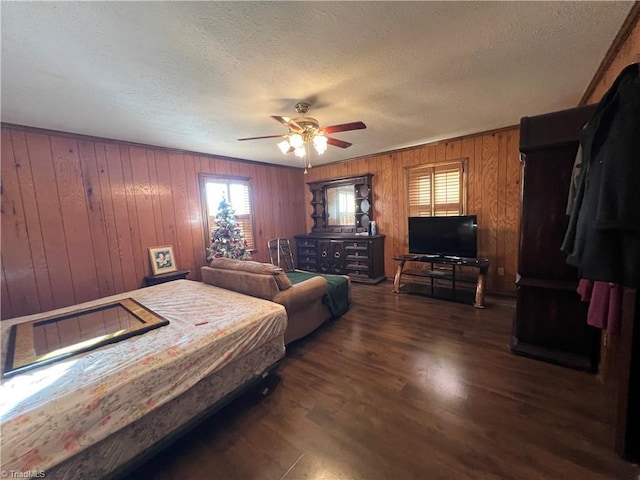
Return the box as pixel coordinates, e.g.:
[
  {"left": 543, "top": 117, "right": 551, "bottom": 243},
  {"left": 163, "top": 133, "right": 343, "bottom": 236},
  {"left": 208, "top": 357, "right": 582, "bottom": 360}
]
[
  {"left": 326, "top": 185, "right": 356, "bottom": 226},
  {"left": 307, "top": 174, "right": 374, "bottom": 234}
]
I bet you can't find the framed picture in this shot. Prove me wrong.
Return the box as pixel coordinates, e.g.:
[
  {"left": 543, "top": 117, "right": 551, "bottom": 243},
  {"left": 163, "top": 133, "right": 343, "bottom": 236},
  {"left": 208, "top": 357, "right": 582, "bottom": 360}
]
[{"left": 149, "top": 245, "right": 178, "bottom": 275}]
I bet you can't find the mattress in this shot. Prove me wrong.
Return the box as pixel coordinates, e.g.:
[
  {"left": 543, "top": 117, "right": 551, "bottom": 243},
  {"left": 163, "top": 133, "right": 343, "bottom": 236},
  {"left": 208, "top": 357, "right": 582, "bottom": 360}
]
[
  {"left": 51, "top": 336, "right": 284, "bottom": 479},
  {"left": 0, "top": 280, "right": 287, "bottom": 476}
]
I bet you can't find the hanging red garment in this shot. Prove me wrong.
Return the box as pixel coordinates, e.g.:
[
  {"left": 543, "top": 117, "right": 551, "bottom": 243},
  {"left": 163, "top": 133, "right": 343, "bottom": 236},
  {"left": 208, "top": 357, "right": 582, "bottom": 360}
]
[{"left": 577, "top": 278, "right": 623, "bottom": 334}]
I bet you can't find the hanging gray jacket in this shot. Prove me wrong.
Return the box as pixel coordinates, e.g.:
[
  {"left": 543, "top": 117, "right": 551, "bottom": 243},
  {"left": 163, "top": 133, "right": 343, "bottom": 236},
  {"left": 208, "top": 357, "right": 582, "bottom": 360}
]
[{"left": 562, "top": 62, "right": 640, "bottom": 288}]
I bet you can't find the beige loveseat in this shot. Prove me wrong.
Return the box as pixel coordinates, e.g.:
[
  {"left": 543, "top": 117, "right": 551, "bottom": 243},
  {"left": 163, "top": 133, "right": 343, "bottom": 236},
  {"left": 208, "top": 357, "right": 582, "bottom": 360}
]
[{"left": 201, "top": 258, "right": 342, "bottom": 344}]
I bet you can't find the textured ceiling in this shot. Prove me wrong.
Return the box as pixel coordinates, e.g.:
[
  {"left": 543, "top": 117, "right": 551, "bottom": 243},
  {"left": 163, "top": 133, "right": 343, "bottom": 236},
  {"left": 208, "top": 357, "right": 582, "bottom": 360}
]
[{"left": 0, "top": 2, "right": 633, "bottom": 168}]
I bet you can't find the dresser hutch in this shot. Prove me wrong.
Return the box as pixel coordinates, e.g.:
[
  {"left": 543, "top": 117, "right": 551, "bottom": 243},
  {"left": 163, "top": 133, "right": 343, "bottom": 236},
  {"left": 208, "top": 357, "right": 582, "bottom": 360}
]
[{"left": 295, "top": 174, "right": 385, "bottom": 284}]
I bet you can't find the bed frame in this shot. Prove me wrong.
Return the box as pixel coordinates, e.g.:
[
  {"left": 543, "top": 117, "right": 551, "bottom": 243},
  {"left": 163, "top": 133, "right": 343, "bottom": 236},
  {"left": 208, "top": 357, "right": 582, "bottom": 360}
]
[
  {"left": 48, "top": 339, "right": 284, "bottom": 479},
  {"left": 110, "top": 363, "right": 280, "bottom": 479}
]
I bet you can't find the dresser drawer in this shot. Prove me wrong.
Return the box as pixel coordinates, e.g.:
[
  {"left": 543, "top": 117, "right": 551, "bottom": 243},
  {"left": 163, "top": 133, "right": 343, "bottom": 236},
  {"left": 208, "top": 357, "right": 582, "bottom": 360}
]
[
  {"left": 346, "top": 252, "right": 369, "bottom": 262},
  {"left": 298, "top": 247, "right": 316, "bottom": 256},
  {"left": 298, "top": 255, "right": 317, "bottom": 265},
  {"left": 347, "top": 270, "right": 371, "bottom": 279},
  {"left": 345, "top": 240, "right": 370, "bottom": 251},
  {"left": 298, "top": 239, "right": 317, "bottom": 248},
  {"left": 347, "top": 262, "right": 370, "bottom": 272}
]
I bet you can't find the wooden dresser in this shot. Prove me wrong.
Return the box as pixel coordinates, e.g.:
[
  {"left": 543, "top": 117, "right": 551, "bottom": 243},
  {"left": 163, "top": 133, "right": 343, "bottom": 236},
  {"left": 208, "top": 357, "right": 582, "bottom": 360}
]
[
  {"left": 295, "top": 234, "right": 386, "bottom": 284},
  {"left": 295, "top": 173, "right": 386, "bottom": 284}
]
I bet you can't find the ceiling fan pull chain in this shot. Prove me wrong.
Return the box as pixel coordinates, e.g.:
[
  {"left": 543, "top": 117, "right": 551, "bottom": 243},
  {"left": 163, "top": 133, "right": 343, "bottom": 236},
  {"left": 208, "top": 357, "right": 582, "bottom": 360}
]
[{"left": 305, "top": 143, "right": 312, "bottom": 173}]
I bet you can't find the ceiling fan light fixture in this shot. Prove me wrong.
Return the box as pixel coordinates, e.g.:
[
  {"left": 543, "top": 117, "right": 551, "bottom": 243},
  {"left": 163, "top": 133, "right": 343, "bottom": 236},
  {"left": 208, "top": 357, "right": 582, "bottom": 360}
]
[
  {"left": 313, "top": 134, "right": 327, "bottom": 155},
  {"left": 294, "top": 145, "right": 306, "bottom": 158},
  {"left": 277, "top": 140, "right": 290, "bottom": 154},
  {"left": 289, "top": 134, "right": 304, "bottom": 148}
]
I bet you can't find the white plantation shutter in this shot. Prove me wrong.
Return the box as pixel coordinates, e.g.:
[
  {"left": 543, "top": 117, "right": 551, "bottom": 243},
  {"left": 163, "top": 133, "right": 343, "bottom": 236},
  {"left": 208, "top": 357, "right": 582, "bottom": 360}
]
[
  {"left": 231, "top": 184, "right": 255, "bottom": 249},
  {"left": 229, "top": 183, "right": 250, "bottom": 215},
  {"left": 434, "top": 166, "right": 462, "bottom": 216},
  {"left": 204, "top": 177, "right": 255, "bottom": 249},
  {"left": 408, "top": 170, "right": 432, "bottom": 217},
  {"left": 407, "top": 161, "right": 465, "bottom": 217},
  {"left": 230, "top": 183, "right": 254, "bottom": 249}
]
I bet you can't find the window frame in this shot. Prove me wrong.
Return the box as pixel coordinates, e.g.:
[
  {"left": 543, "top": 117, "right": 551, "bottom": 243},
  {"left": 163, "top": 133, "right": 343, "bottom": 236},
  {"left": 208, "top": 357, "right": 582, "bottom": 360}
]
[
  {"left": 198, "top": 174, "right": 256, "bottom": 257},
  {"left": 405, "top": 158, "right": 468, "bottom": 218}
]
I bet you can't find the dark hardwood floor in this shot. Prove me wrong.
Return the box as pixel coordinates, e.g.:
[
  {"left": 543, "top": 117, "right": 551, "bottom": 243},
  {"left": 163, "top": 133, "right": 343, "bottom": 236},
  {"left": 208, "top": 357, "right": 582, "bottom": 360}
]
[{"left": 126, "top": 281, "right": 639, "bottom": 480}]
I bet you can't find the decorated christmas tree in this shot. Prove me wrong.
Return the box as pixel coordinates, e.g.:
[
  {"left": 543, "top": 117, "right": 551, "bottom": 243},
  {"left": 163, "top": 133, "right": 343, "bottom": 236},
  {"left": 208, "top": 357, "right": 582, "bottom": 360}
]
[{"left": 207, "top": 196, "right": 251, "bottom": 260}]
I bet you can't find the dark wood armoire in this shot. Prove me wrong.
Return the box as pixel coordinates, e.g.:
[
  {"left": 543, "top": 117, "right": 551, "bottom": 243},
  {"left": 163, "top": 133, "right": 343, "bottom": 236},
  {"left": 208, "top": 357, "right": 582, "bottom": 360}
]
[{"left": 511, "top": 104, "right": 601, "bottom": 371}]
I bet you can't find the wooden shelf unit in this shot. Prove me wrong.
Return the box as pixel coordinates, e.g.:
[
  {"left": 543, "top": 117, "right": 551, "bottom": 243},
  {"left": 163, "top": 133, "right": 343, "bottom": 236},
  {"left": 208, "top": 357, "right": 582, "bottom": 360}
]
[{"left": 512, "top": 104, "right": 600, "bottom": 372}]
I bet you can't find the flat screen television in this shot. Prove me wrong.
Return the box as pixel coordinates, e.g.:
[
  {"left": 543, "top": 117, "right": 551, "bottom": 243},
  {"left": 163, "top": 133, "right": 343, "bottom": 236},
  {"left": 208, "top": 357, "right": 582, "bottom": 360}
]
[{"left": 408, "top": 215, "right": 478, "bottom": 259}]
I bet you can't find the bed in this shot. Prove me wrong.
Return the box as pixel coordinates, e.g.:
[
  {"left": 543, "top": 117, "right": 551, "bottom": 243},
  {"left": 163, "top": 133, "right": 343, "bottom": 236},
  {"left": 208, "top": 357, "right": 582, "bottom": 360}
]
[{"left": 0, "top": 280, "right": 287, "bottom": 479}]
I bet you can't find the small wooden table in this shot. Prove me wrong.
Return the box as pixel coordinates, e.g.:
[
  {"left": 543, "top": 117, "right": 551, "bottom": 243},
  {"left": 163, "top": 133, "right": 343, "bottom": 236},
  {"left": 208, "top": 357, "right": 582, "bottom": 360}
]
[
  {"left": 143, "top": 269, "right": 190, "bottom": 287},
  {"left": 392, "top": 255, "right": 489, "bottom": 308}
]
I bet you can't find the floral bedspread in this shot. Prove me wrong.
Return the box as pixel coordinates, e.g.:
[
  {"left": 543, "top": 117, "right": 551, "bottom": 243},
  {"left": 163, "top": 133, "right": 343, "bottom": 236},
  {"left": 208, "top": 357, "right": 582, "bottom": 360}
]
[{"left": 0, "top": 280, "right": 287, "bottom": 474}]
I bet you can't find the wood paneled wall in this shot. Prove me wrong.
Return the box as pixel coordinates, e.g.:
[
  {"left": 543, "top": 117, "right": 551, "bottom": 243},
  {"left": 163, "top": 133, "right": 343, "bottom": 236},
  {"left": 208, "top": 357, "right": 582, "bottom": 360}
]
[
  {"left": 1, "top": 126, "right": 306, "bottom": 320},
  {"left": 583, "top": 3, "right": 640, "bottom": 105},
  {"left": 303, "top": 127, "right": 522, "bottom": 294}
]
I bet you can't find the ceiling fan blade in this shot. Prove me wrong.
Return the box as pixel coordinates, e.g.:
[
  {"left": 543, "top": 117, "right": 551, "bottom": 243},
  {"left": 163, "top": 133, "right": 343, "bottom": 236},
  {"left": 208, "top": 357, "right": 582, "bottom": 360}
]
[
  {"left": 271, "top": 115, "right": 303, "bottom": 133},
  {"left": 326, "top": 137, "right": 352, "bottom": 149},
  {"left": 237, "top": 134, "right": 286, "bottom": 141},
  {"left": 320, "top": 121, "right": 366, "bottom": 135}
]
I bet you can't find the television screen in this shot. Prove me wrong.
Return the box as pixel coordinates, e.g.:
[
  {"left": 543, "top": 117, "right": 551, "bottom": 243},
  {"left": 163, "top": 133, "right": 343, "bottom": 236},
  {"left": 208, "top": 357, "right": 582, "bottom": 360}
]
[{"left": 408, "top": 215, "right": 478, "bottom": 258}]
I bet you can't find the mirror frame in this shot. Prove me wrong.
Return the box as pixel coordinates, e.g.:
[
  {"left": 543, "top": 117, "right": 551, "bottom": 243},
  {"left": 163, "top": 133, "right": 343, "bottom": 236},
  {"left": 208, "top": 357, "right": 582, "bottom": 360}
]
[{"left": 307, "top": 174, "right": 374, "bottom": 235}]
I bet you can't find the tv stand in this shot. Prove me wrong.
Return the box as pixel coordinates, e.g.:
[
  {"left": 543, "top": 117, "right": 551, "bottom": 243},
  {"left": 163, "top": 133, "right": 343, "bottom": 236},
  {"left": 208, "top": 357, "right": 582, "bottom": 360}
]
[{"left": 392, "top": 254, "right": 489, "bottom": 308}]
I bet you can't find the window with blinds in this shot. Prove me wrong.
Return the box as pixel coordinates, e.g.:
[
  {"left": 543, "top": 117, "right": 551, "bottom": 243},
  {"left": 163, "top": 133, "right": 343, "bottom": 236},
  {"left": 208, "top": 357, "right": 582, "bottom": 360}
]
[
  {"left": 202, "top": 176, "right": 255, "bottom": 249},
  {"left": 406, "top": 160, "right": 466, "bottom": 217}
]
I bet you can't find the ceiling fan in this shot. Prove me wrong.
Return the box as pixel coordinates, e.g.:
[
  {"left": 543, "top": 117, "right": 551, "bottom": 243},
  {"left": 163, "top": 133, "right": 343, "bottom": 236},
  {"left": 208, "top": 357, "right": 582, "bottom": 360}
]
[{"left": 238, "top": 102, "right": 366, "bottom": 172}]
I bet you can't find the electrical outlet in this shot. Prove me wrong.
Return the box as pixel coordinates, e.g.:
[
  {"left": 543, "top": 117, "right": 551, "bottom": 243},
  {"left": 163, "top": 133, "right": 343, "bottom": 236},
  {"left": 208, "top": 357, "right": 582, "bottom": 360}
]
[{"left": 497, "top": 267, "right": 505, "bottom": 276}]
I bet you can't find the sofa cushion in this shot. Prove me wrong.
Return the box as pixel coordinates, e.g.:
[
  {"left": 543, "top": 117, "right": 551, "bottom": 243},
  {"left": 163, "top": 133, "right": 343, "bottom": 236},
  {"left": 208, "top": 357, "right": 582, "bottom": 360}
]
[
  {"left": 273, "top": 272, "right": 292, "bottom": 290},
  {"left": 201, "top": 266, "right": 280, "bottom": 300},
  {"left": 210, "top": 257, "right": 272, "bottom": 272},
  {"left": 209, "top": 257, "right": 292, "bottom": 290}
]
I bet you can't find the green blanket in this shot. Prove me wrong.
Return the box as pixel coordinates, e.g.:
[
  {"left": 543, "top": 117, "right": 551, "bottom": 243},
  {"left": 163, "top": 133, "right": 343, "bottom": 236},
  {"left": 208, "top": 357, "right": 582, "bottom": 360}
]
[{"left": 286, "top": 270, "right": 350, "bottom": 317}]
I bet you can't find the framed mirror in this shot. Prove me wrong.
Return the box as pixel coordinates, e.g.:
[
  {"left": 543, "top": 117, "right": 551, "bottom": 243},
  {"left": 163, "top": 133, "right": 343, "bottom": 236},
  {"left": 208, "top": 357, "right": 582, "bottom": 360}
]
[
  {"left": 4, "top": 299, "right": 169, "bottom": 377},
  {"left": 326, "top": 185, "right": 356, "bottom": 226},
  {"left": 307, "top": 174, "right": 374, "bottom": 234}
]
